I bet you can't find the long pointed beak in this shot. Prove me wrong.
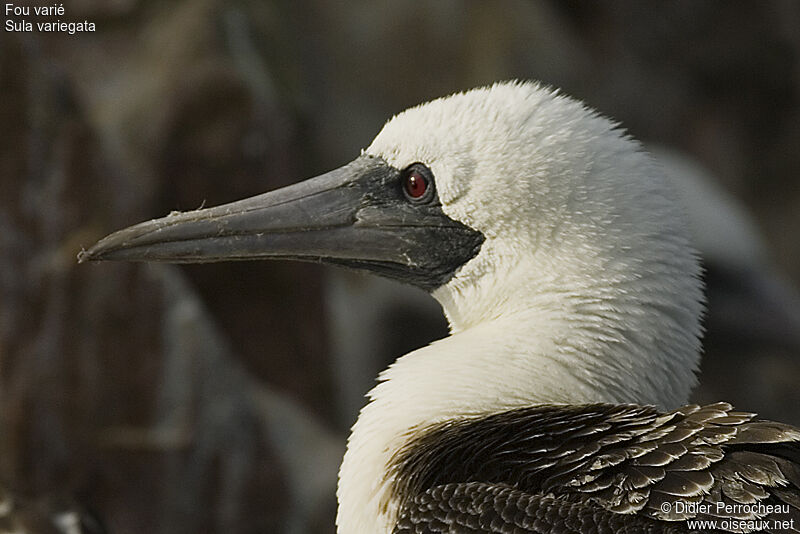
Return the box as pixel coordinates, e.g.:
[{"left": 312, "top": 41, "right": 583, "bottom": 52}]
[{"left": 79, "top": 155, "right": 483, "bottom": 291}]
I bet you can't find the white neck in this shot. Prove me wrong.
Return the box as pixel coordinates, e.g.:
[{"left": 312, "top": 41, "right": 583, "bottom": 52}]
[
  {"left": 336, "top": 247, "right": 702, "bottom": 533},
  {"left": 336, "top": 313, "right": 563, "bottom": 534}
]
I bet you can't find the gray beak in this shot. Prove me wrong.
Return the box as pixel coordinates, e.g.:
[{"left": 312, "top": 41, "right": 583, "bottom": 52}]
[{"left": 79, "top": 155, "right": 483, "bottom": 291}]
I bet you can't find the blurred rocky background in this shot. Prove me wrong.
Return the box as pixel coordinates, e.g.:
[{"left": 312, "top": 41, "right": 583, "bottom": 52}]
[{"left": 1, "top": 1, "right": 799, "bottom": 533}]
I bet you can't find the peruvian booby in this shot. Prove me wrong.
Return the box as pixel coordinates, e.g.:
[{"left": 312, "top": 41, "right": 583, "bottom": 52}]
[{"left": 79, "top": 81, "right": 800, "bottom": 534}]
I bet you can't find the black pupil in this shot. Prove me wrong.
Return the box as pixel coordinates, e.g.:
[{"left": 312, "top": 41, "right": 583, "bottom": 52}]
[{"left": 406, "top": 171, "right": 427, "bottom": 198}]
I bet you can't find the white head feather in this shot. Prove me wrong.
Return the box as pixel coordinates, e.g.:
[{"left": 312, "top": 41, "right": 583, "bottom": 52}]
[{"left": 337, "top": 81, "right": 704, "bottom": 534}]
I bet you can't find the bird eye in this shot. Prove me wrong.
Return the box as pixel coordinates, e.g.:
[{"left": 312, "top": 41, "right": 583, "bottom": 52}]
[{"left": 402, "top": 164, "right": 434, "bottom": 203}]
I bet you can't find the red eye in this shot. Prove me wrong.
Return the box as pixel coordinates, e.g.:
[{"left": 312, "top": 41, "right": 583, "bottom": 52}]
[
  {"left": 404, "top": 170, "right": 428, "bottom": 199},
  {"left": 402, "top": 163, "right": 435, "bottom": 203}
]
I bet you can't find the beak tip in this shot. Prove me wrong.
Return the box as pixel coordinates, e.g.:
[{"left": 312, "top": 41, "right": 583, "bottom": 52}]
[
  {"left": 77, "top": 244, "right": 105, "bottom": 263},
  {"left": 77, "top": 218, "right": 165, "bottom": 264},
  {"left": 78, "top": 233, "right": 126, "bottom": 263}
]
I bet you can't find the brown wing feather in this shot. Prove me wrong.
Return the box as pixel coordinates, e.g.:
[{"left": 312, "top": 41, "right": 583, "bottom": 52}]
[
  {"left": 390, "top": 403, "right": 800, "bottom": 533},
  {"left": 394, "top": 482, "right": 687, "bottom": 534}
]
